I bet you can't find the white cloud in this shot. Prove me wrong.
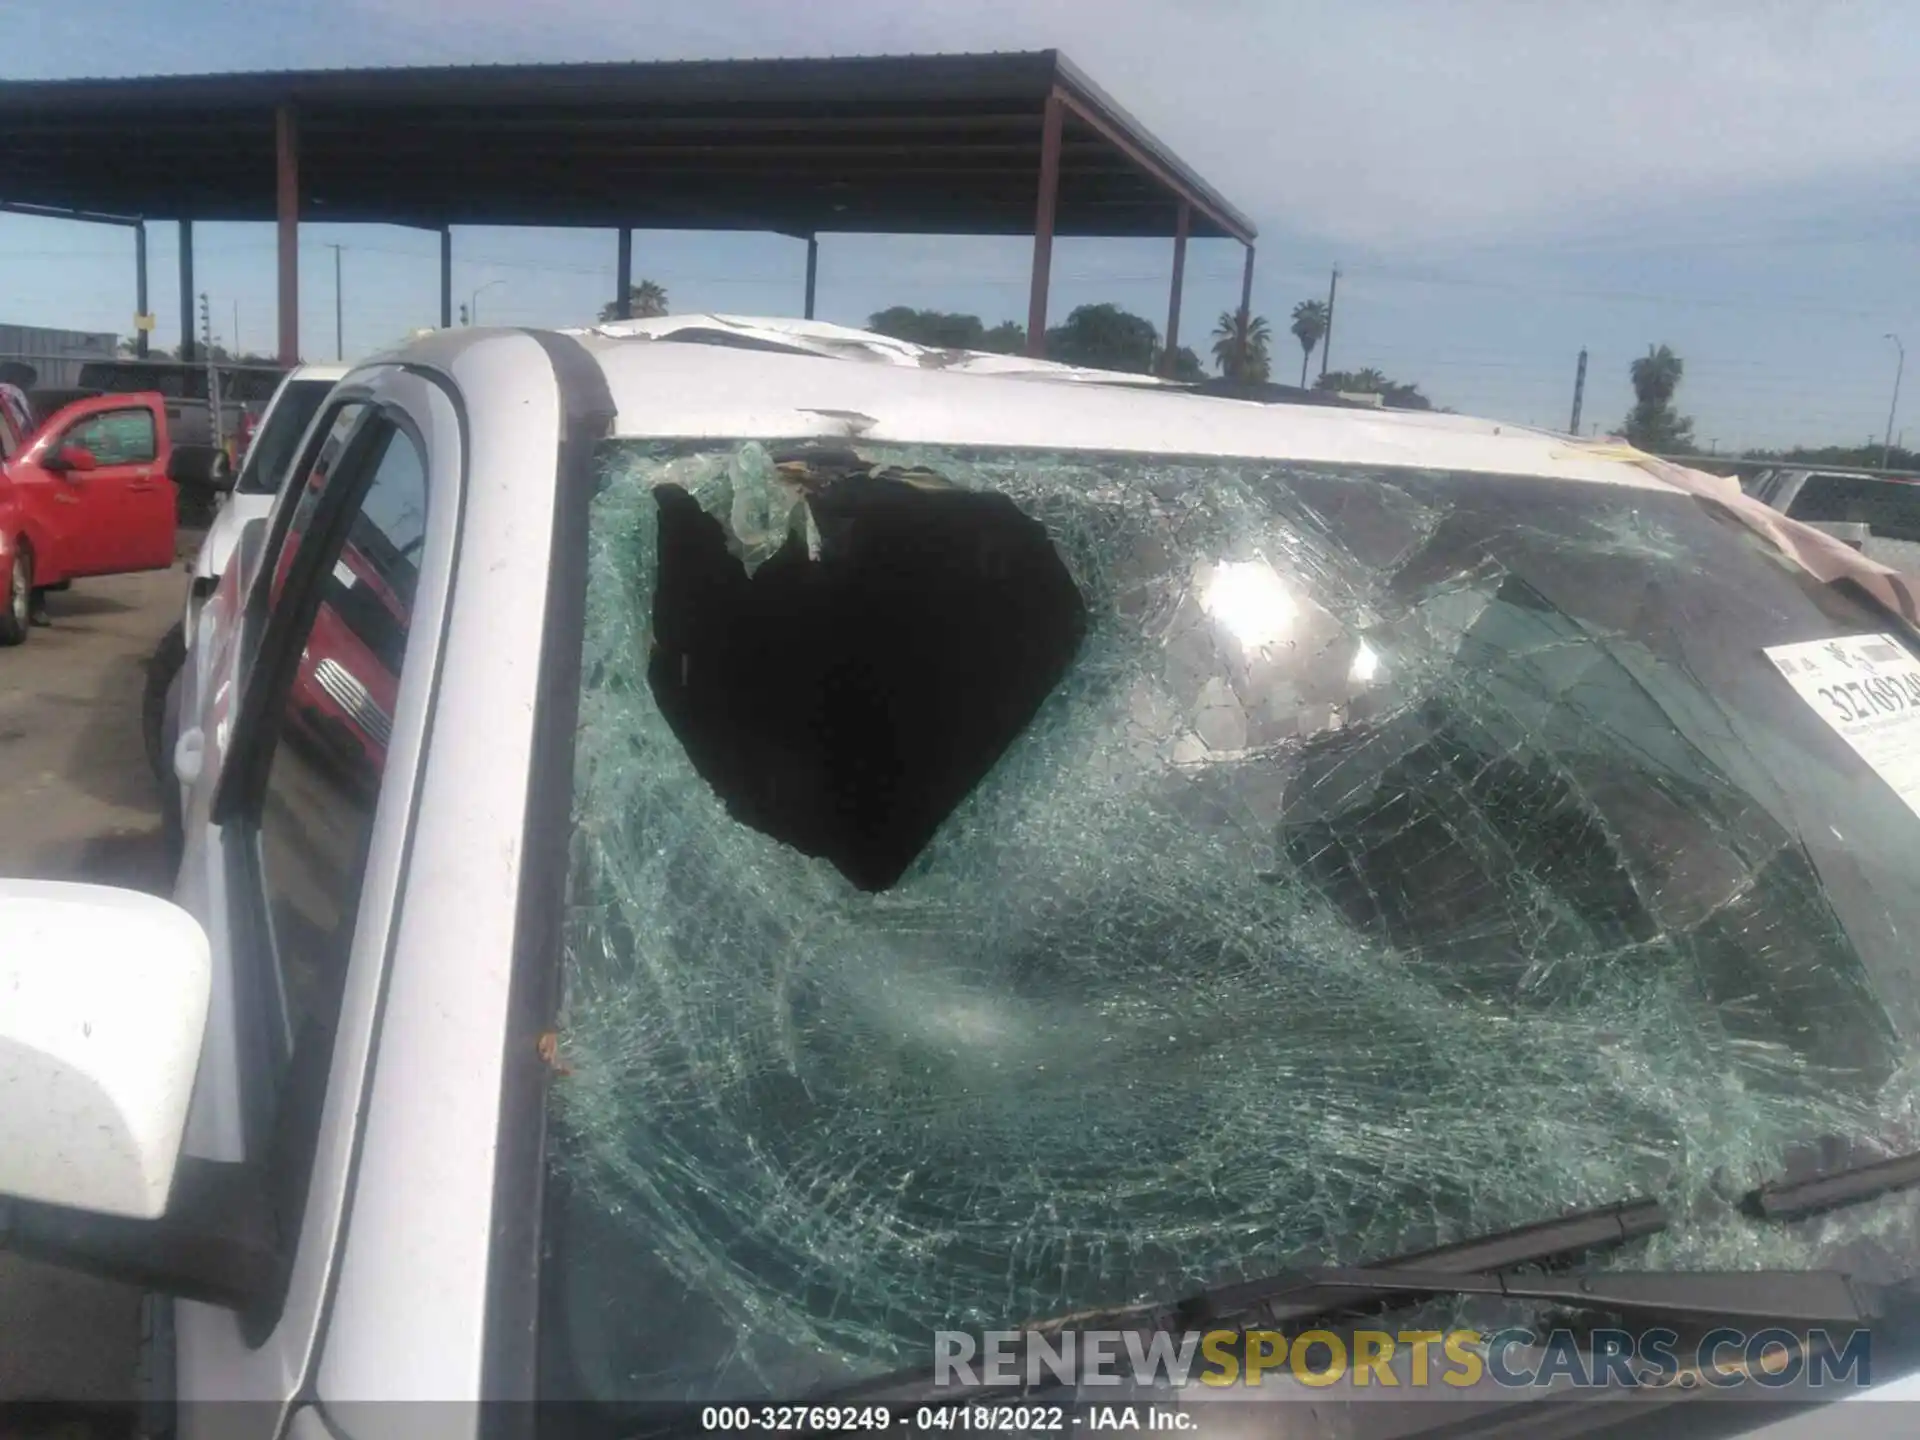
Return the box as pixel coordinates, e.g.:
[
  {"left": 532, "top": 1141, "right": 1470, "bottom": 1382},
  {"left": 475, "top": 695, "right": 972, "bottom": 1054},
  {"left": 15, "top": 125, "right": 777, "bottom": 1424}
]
[{"left": 337, "top": 0, "right": 1920, "bottom": 250}]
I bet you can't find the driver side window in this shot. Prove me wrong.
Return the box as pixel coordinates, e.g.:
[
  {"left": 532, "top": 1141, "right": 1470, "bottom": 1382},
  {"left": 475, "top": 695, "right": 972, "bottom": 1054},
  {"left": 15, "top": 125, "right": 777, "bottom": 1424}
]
[{"left": 63, "top": 408, "right": 157, "bottom": 465}]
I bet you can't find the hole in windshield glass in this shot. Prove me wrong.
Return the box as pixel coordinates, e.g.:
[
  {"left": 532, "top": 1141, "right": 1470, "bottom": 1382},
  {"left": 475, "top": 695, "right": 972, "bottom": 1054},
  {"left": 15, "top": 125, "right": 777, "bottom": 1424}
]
[
  {"left": 548, "top": 440, "right": 1920, "bottom": 1405},
  {"left": 646, "top": 466, "right": 1088, "bottom": 892}
]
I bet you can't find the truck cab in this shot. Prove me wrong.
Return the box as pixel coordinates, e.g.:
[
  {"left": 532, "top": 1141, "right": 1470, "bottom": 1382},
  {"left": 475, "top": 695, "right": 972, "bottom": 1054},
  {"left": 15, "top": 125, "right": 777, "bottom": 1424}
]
[{"left": 0, "top": 388, "right": 179, "bottom": 644}]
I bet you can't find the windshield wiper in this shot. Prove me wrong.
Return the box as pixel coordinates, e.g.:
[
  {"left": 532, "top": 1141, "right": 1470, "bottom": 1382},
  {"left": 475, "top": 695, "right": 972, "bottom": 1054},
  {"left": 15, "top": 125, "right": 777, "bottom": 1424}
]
[
  {"left": 1176, "top": 1196, "right": 1667, "bottom": 1330},
  {"left": 1744, "top": 1146, "right": 1920, "bottom": 1222},
  {"left": 815, "top": 1197, "right": 1671, "bottom": 1405}
]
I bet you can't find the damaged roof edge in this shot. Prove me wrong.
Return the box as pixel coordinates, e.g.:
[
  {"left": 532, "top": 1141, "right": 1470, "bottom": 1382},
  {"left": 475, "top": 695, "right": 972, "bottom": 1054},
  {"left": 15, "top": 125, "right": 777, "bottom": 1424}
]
[
  {"left": 570, "top": 315, "right": 1186, "bottom": 388},
  {"left": 578, "top": 337, "right": 1686, "bottom": 492}
]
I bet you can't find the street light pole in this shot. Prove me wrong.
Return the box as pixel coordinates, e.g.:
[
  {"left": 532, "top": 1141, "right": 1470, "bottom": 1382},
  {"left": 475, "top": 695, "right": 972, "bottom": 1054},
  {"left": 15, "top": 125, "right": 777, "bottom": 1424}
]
[
  {"left": 328, "top": 243, "right": 345, "bottom": 361},
  {"left": 471, "top": 279, "right": 505, "bottom": 326},
  {"left": 1886, "top": 334, "right": 1906, "bottom": 469}
]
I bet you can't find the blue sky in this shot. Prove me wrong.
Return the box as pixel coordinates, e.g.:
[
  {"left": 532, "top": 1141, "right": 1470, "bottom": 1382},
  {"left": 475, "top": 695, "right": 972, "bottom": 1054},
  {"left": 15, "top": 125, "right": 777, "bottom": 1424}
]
[{"left": 7, "top": 0, "right": 1920, "bottom": 449}]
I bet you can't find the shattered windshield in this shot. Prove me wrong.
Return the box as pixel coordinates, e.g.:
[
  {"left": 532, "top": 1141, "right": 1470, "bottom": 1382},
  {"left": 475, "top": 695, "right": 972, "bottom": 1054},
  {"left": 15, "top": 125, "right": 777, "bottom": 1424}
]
[{"left": 538, "top": 439, "right": 1920, "bottom": 1405}]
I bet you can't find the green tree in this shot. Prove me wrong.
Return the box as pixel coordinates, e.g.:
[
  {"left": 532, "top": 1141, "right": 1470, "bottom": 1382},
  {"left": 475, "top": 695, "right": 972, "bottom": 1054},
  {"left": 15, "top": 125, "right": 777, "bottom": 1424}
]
[
  {"left": 599, "top": 279, "right": 670, "bottom": 323},
  {"left": 111, "top": 341, "right": 279, "bottom": 365},
  {"left": 1210, "top": 310, "right": 1272, "bottom": 383},
  {"left": 1289, "top": 299, "right": 1330, "bottom": 387},
  {"left": 1623, "top": 344, "right": 1695, "bottom": 452},
  {"left": 981, "top": 320, "right": 1027, "bottom": 354},
  {"left": 1317, "top": 368, "right": 1435, "bottom": 411},
  {"left": 1161, "top": 344, "right": 1206, "bottom": 382},
  {"left": 868, "top": 307, "right": 989, "bottom": 348},
  {"left": 1045, "top": 303, "right": 1161, "bottom": 373},
  {"left": 863, "top": 308, "right": 1032, "bottom": 353}
]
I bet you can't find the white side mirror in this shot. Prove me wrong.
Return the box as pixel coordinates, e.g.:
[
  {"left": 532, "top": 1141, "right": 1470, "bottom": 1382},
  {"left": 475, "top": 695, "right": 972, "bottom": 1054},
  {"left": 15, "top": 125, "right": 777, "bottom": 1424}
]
[{"left": 0, "top": 880, "right": 211, "bottom": 1219}]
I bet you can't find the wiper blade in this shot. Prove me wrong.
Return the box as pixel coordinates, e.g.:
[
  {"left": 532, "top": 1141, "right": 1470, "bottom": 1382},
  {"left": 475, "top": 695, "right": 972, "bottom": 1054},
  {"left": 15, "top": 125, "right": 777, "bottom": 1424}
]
[
  {"left": 1259, "top": 1263, "right": 1883, "bottom": 1327},
  {"left": 815, "top": 1197, "right": 1669, "bottom": 1406},
  {"left": 1744, "top": 1146, "right": 1920, "bottom": 1222},
  {"left": 1178, "top": 1197, "right": 1667, "bottom": 1330}
]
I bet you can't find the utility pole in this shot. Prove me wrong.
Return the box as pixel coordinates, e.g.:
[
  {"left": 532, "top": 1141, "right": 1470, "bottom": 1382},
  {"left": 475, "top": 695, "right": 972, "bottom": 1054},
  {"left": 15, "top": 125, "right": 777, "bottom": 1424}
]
[
  {"left": 1569, "top": 348, "right": 1588, "bottom": 436},
  {"left": 232, "top": 300, "right": 240, "bottom": 358},
  {"left": 1319, "top": 265, "right": 1340, "bottom": 380},
  {"left": 1884, "top": 333, "right": 1905, "bottom": 470},
  {"left": 200, "top": 292, "right": 225, "bottom": 454},
  {"left": 329, "top": 243, "right": 345, "bottom": 361}
]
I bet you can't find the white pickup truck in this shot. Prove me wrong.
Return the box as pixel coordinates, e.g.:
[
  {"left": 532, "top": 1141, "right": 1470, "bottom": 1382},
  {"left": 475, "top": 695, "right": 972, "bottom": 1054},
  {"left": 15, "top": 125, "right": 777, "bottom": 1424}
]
[
  {"left": 6, "top": 321, "right": 1920, "bottom": 1440},
  {"left": 143, "top": 363, "right": 349, "bottom": 783}
]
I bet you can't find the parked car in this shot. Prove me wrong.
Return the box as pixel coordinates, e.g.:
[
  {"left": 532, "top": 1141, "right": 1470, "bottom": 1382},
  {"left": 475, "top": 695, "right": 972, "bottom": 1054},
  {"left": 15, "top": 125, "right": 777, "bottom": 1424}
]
[
  {"left": 1745, "top": 467, "right": 1920, "bottom": 572},
  {"left": 143, "top": 363, "right": 348, "bottom": 779},
  {"left": 0, "top": 387, "right": 180, "bottom": 644},
  {"left": 14, "top": 326, "right": 1920, "bottom": 1438}
]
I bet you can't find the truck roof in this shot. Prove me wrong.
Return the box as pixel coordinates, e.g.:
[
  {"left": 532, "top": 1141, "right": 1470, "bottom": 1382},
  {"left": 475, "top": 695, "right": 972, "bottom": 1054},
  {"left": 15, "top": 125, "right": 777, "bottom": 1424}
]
[
  {"left": 562, "top": 326, "right": 1661, "bottom": 492},
  {"left": 569, "top": 312, "right": 1181, "bottom": 388}
]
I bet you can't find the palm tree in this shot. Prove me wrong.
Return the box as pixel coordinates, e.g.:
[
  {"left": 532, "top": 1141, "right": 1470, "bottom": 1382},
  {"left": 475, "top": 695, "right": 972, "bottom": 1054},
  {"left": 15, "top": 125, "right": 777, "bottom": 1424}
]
[
  {"left": 1629, "top": 344, "right": 1683, "bottom": 407},
  {"left": 1211, "top": 310, "right": 1272, "bottom": 383},
  {"left": 1289, "top": 299, "right": 1330, "bottom": 387},
  {"left": 599, "top": 278, "right": 671, "bottom": 323},
  {"left": 1623, "top": 344, "right": 1693, "bottom": 451}
]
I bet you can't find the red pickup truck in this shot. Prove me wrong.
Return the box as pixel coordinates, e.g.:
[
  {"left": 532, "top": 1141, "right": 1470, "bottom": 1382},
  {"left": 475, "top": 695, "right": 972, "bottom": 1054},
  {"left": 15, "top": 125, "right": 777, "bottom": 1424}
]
[{"left": 0, "top": 387, "right": 178, "bottom": 645}]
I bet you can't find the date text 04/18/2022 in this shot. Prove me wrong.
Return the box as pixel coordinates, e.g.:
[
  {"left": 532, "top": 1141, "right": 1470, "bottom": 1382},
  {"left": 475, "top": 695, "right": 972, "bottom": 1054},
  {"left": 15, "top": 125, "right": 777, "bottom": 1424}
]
[{"left": 696, "top": 1404, "right": 1195, "bottom": 1432}]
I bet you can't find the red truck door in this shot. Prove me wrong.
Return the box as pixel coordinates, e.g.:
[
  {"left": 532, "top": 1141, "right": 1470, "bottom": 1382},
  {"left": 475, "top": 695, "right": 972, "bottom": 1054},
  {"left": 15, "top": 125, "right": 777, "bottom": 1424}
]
[{"left": 11, "top": 392, "right": 175, "bottom": 578}]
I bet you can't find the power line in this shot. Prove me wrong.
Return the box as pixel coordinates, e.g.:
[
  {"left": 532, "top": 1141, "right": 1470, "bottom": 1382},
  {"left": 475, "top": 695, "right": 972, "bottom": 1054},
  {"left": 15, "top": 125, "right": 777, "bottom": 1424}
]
[{"left": 0, "top": 233, "right": 1895, "bottom": 321}]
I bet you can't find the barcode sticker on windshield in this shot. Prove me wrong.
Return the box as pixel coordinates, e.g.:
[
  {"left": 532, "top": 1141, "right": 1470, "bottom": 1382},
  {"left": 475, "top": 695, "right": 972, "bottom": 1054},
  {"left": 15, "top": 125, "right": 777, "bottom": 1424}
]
[{"left": 1764, "top": 632, "right": 1920, "bottom": 819}]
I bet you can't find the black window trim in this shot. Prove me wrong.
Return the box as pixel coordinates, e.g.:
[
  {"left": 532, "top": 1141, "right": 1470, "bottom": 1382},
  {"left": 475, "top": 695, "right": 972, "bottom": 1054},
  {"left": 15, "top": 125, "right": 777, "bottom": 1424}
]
[
  {"left": 214, "top": 397, "right": 388, "bottom": 829},
  {"left": 220, "top": 391, "right": 381, "bottom": 797}
]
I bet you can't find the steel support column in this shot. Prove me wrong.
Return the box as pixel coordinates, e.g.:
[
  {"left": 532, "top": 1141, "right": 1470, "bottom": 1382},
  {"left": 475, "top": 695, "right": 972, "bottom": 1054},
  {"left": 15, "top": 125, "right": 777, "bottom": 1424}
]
[
  {"left": 1160, "top": 201, "right": 1189, "bottom": 377},
  {"left": 275, "top": 105, "right": 299, "bottom": 365},
  {"left": 804, "top": 234, "right": 819, "bottom": 319},
  {"left": 615, "top": 227, "right": 633, "bottom": 319},
  {"left": 1026, "top": 91, "right": 1065, "bottom": 359},
  {"left": 1235, "top": 243, "right": 1256, "bottom": 378},
  {"left": 440, "top": 226, "right": 453, "bottom": 329},
  {"left": 135, "top": 221, "right": 149, "bottom": 358},
  {"left": 179, "top": 219, "right": 195, "bottom": 362}
]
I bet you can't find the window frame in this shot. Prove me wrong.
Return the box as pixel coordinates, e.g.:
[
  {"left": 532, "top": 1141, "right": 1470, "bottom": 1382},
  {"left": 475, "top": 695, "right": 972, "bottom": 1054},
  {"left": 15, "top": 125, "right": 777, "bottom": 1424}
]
[
  {"left": 473, "top": 331, "right": 617, "bottom": 1428},
  {"left": 241, "top": 417, "right": 428, "bottom": 1049},
  {"left": 208, "top": 400, "right": 434, "bottom": 1342}
]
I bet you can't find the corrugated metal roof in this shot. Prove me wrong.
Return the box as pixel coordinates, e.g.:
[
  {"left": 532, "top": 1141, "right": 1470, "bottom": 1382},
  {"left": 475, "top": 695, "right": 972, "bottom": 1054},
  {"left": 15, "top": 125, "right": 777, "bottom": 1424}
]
[{"left": 0, "top": 50, "right": 1254, "bottom": 243}]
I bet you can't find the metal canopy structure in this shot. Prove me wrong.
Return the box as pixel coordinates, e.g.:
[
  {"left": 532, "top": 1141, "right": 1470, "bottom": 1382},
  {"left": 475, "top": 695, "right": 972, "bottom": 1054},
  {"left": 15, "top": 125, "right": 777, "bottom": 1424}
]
[{"left": 0, "top": 50, "right": 1256, "bottom": 370}]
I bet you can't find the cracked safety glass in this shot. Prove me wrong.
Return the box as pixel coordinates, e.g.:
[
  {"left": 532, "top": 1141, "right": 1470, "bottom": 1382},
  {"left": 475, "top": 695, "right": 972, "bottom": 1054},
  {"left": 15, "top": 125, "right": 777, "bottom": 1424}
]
[{"left": 537, "top": 439, "right": 1920, "bottom": 1405}]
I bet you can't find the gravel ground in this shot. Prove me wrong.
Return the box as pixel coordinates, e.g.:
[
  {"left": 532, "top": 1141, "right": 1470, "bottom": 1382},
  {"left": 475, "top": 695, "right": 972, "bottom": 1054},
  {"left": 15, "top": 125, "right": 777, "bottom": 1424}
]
[{"left": 0, "top": 554, "right": 191, "bottom": 1420}]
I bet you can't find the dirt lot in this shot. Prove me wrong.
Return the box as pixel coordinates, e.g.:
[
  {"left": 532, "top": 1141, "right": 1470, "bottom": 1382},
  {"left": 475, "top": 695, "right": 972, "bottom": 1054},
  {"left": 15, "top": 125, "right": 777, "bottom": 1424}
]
[{"left": 0, "top": 560, "right": 186, "bottom": 1409}]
